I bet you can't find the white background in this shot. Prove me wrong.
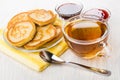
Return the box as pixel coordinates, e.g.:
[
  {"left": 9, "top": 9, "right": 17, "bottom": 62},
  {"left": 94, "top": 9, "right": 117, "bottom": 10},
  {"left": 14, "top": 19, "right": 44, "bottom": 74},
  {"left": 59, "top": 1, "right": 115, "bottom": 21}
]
[{"left": 0, "top": 0, "right": 120, "bottom": 80}]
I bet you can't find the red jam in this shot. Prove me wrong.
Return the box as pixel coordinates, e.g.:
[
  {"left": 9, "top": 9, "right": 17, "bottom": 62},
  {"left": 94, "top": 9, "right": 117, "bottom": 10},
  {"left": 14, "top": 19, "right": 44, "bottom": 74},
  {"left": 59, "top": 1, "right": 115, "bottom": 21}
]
[{"left": 98, "top": 9, "right": 109, "bottom": 19}]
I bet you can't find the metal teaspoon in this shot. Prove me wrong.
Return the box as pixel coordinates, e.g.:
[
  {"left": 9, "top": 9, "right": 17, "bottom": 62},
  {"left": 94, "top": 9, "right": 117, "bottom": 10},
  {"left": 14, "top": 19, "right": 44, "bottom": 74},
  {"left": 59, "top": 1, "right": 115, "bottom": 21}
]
[{"left": 39, "top": 51, "right": 111, "bottom": 76}]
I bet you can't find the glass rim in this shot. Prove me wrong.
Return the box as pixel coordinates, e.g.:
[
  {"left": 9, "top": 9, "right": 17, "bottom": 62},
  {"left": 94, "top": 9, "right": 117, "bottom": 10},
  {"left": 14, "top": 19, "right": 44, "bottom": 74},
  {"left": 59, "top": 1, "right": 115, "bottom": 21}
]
[{"left": 62, "top": 16, "right": 109, "bottom": 45}]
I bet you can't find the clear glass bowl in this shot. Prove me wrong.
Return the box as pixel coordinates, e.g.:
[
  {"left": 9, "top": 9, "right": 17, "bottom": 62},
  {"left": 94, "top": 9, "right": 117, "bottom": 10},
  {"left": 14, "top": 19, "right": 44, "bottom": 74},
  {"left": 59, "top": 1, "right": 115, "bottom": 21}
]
[
  {"left": 55, "top": 1, "right": 83, "bottom": 19},
  {"left": 81, "top": 8, "right": 111, "bottom": 22}
]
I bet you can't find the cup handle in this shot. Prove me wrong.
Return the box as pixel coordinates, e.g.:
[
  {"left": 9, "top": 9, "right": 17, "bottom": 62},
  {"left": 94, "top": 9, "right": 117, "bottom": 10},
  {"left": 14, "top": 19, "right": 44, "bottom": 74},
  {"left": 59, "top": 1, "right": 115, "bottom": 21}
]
[{"left": 98, "top": 42, "right": 110, "bottom": 57}]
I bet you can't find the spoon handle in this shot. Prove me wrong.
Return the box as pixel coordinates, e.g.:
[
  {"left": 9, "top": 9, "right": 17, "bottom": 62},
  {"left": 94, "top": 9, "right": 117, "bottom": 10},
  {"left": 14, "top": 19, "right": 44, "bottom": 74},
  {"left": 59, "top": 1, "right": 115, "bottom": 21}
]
[{"left": 68, "top": 62, "right": 111, "bottom": 76}]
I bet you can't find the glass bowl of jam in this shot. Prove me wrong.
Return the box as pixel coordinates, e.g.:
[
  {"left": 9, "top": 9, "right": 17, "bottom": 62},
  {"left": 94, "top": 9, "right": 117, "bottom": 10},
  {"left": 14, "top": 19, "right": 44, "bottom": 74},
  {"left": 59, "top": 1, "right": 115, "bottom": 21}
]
[
  {"left": 55, "top": 1, "right": 83, "bottom": 19},
  {"left": 82, "top": 8, "right": 111, "bottom": 22}
]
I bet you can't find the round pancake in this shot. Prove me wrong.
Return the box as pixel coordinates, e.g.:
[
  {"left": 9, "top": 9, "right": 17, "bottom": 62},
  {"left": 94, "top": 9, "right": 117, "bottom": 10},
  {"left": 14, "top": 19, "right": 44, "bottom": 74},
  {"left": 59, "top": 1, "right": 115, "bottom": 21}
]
[
  {"left": 24, "top": 24, "right": 56, "bottom": 50},
  {"left": 28, "top": 9, "right": 56, "bottom": 26},
  {"left": 7, "top": 12, "right": 29, "bottom": 29},
  {"left": 6, "top": 21, "right": 36, "bottom": 47},
  {"left": 42, "top": 25, "right": 63, "bottom": 48}
]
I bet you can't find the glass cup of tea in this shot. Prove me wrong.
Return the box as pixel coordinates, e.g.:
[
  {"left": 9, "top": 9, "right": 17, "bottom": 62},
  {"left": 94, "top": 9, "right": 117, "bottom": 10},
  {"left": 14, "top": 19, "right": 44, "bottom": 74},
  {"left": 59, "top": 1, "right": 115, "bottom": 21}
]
[{"left": 62, "top": 15, "right": 110, "bottom": 59}]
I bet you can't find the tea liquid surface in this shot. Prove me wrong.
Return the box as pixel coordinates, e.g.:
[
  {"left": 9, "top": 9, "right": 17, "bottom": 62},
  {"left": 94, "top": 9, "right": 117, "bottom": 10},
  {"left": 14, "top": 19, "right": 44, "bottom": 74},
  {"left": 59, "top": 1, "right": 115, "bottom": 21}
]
[{"left": 65, "top": 20, "right": 107, "bottom": 40}]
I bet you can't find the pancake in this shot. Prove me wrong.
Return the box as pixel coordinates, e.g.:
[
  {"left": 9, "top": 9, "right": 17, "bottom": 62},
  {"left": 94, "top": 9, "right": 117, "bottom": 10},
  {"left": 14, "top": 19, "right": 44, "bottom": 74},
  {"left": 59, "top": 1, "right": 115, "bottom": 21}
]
[
  {"left": 28, "top": 9, "right": 56, "bottom": 26},
  {"left": 24, "top": 24, "right": 56, "bottom": 50},
  {"left": 7, "top": 12, "right": 29, "bottom": 29},
  {"left": 42, "top": 25, "right": 63, "bottom": 48},
  {"left": 6, "top": 21, "right": 36, "bottom": 47},
  {"left": 54, "top": 26, "right": 63, "bottom": 39}
]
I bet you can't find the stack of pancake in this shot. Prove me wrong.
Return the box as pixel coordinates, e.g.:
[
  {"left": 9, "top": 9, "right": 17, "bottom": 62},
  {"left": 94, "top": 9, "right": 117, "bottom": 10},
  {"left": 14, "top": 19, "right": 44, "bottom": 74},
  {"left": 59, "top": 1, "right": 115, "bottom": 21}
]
[{"left": 6, "top": 9, "right": 63, "bottom": 50}]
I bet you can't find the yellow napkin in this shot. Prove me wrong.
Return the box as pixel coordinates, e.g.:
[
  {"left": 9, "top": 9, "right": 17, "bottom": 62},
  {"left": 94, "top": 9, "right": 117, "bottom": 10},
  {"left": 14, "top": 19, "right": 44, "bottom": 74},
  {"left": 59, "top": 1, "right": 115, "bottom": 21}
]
[{"left": 0, "top": 29, "right": 68, "bottom": 71}]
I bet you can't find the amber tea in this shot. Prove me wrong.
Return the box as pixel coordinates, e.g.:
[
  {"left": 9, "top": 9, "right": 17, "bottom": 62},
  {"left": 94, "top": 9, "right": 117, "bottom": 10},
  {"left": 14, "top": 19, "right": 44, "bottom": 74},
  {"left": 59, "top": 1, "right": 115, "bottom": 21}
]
[{"left": 63, "top": 19, "right": 108, "bottom": 59}]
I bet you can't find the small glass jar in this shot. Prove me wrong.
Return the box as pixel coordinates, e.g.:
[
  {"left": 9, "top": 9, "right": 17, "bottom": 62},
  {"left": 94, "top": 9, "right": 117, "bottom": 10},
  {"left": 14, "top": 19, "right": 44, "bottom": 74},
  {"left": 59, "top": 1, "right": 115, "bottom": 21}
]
[
  {"left": 82, "top": 8, "right": 111, "bottom": 22},
  {"left": 55, "top": 1, "right": 83, "bottom": 20}
]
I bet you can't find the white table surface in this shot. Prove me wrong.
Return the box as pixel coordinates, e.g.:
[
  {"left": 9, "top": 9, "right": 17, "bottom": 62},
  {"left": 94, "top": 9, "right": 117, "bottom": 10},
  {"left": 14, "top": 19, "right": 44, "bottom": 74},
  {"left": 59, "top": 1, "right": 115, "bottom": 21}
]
[{"left": 0, "top": 0, "right": 120, "bottom": 80}]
